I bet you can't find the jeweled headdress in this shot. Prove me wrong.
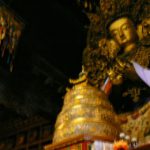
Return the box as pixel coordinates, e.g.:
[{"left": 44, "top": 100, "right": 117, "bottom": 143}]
[{"left": 77, "top": 0, "right": 149, "bottom": 42}]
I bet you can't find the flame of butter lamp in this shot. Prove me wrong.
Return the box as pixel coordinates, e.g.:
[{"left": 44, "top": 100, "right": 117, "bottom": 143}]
[{"left": 113, "top": 140, "right": 129, "bottom": 150}]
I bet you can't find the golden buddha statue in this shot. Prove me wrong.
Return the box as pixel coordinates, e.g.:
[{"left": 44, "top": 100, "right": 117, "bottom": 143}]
[
  {"left": 52, "top": 0, "right": 150, "bottom": 146},
  {"left": 82, "top": 0, "right": 150, "bottom": 110},
  {"left": 81, "top": 0, "right": 150, "bottom": 144}
]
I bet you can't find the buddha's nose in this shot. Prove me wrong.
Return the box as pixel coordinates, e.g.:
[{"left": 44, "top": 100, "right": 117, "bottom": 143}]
[{"left": 119, "top": 30, "right": 124, "bottom": 37}]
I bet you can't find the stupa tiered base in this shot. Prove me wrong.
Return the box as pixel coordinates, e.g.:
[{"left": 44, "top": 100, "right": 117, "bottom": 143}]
[
  {"left": 44, "top": 134, "right": 114, "bottom": 150},
  {"left": 53, "top": 81, "right": 121, "bottom": 143}
]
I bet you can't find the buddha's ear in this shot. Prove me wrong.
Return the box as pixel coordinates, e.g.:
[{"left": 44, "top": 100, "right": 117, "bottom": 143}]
[
  {"left": 136, "top": 24, "right": 143, "bottom": 40},
  {"left": 132, "top": 61, "right": 150, "bottom": 87}
]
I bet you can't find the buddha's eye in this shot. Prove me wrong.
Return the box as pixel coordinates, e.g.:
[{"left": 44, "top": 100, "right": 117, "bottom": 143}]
[
  {"left": 122, "top": 24, "right": 129, "bottom": 30},
  {"left": 143, "top": 23, "right": 149, "bottom": 28},
  {"left": 112, "top": 30, "right": 118, "bottom": 37}
]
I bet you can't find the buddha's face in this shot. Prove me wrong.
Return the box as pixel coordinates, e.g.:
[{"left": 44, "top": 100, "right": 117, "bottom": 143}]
[{"left": 109, "top": 17, "right": 137, "bottom": 47}]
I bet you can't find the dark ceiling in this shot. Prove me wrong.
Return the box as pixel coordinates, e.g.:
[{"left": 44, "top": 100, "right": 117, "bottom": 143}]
[
  {"left": 7, "top": 0, "right": 88, "bottom": 76},
  {"left": 0, "top": 0, "right": 89, "bottom": 136}
]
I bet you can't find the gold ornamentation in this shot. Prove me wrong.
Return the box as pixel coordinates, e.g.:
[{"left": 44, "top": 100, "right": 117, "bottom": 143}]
[
  {"left": 53, "top": 122, "right": 119, "bottom": 143},
  {"left": 122, "top": 87, "right": 147, "bottom": 103},
  {"left": 69, "top": 66, "right": 87, "bottom": 85},
  {"left": 82, "top": 1, "right": 150, "bottom": 103},
  {"left": 118, "top": 102, "right": 150, "bottom": 143},
  {"left": 80, "top": 0, "right": 150, "bottom": 144},
  {"left": 52, "top": 0, "right": 150, "bottom": 145},
  {"left": 53, "top": 81, "right": 121, "bottom": 143}
]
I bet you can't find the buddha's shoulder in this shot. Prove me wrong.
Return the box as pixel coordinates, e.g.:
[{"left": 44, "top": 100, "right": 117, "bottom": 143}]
[
  {"left": 124, "top": 45, "right": 150, "bottom": 67},
  {"left": 131, "top": 45, "right": 150, "bottom": 67}
]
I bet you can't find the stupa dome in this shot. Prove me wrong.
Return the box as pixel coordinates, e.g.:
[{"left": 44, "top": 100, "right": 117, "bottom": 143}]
[{"left": 53, "top": 81, "right": 121, "bottom": 143}]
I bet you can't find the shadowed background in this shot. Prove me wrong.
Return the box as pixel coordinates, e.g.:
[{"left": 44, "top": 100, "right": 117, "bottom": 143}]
[{"left": 0, "top": 0, "right": 89, "bottom": 137}]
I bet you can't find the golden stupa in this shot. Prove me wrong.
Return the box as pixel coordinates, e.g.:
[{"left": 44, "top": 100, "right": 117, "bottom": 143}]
[{"left": 53, "top": 73, "right": 121, "bottom": 143}]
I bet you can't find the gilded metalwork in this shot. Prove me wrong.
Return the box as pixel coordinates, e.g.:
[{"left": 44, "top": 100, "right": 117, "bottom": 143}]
[
  {"left": 53, "top": 122, "right": 119, "bottom": 143},
  {"left": 55, "top": 105, "right": 117, "bottom": 129},
  {"left": 79, "top": 0, "right": 150, "bottom": 144},
  {"left": 82, "top": 0, "right": 150, "bottom": 103},
  {"left": 53, "top": 79, "right": 120, "bottom": 143},
  {"left": 53, "top": 0, "right": 150, "bottom": 145}
]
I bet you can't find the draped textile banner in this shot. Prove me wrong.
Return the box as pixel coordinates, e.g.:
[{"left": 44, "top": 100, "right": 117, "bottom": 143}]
[{"left": 0, "top": 1, "right": 24, "bottom": 71}]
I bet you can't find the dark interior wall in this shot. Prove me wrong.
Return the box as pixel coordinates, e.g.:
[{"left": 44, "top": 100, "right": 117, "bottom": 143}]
[{"left": 0, "top": 0, "right": 88, "bottom": 138}]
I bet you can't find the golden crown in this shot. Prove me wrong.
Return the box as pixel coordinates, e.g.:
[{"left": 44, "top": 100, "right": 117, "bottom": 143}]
[{"left": 77, "top": 0, "right": 149, "bottom": 35}]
